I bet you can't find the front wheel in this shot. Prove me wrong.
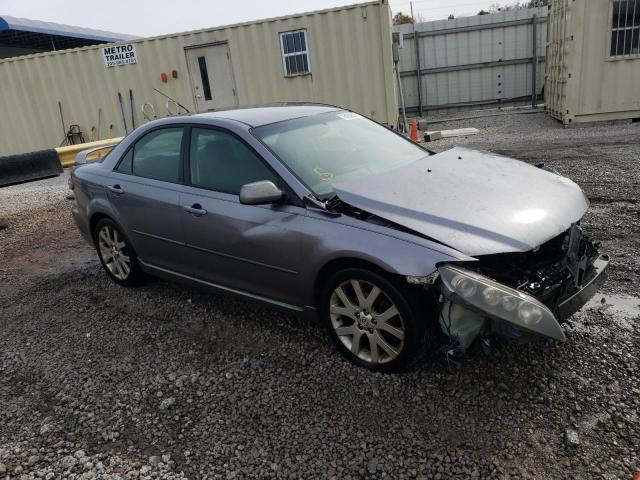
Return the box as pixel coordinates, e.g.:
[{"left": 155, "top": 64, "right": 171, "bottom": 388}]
[{"left": 321, "top": 268, "right": 432, "bottom": 372}]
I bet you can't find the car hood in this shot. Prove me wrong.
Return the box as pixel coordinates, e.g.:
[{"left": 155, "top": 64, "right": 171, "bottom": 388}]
[{"left": 332, "top": 147, "right": 589, "bottom": 256}]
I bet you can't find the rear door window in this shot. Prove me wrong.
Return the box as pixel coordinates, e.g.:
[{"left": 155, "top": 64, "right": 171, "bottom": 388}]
[
  {"left": 116, "top": 149, "right": 133, "bottom": 174},
  {"left": 116, "top": 128, "right": 184, "bottom": 183}
]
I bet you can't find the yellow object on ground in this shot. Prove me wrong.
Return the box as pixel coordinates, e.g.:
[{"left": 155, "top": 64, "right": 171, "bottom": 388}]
[{"left": 55, "top": 138, "right": 123, "bottom": 167}]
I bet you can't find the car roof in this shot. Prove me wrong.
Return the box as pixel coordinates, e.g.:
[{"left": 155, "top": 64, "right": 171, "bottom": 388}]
[{"left": 192, "top": 105, "right": 342, "bottom": 127}]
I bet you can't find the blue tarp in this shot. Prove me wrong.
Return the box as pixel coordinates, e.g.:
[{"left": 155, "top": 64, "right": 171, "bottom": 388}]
[{"left": 0, "top": 15, "right": 136, "bottom": 43}]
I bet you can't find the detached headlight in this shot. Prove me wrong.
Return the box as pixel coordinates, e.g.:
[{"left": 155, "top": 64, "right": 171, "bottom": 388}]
[{"left": 438, "top": 264, "right": 565, "bottom": 341}]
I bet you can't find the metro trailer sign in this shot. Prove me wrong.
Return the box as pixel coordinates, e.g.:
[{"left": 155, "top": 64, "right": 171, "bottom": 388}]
[{"left": 102, "top": 44, "right": 138, "bottom": 67}]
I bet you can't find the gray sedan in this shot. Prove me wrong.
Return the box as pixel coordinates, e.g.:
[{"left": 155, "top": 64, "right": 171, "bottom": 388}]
[{"left": 70, "top": 106, "right": 608, "bottom": 371}]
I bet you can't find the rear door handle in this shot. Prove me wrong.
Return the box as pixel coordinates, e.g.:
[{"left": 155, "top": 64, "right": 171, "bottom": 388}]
[
  {"left": 108, "top": 184, "right": 124, "bottom": 194},
  {"left": 183, "top": 203, "right": 207, "bottom": 216}
]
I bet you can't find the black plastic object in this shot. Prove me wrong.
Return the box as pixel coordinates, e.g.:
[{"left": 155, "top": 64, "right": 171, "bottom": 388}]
[
  {"left": 0, "top": 149, "right": 63, "bottom": 187},
  {"left": 66, "top": 124, "right": 85, "bottom": 145}
]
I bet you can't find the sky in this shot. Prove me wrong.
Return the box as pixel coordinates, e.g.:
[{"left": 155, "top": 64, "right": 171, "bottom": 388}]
[{"left": 0, "top": 0, "right": 499, "bottom": 37}]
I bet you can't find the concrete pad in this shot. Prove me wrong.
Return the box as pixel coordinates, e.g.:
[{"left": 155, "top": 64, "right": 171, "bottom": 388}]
[
  {"left": 440, "top": 128, "right": 480, "bottom": 138},
  {"left": 424, "top": 131, "right": 442, "bottom": 142}
]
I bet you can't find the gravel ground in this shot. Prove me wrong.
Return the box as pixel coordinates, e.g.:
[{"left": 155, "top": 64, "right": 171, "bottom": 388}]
[
  {"left": 0, "top": 175, "right": 69, "bottom": 217},
  {"left": 0, "top": 112, "right": 639, "bottom": 479}
]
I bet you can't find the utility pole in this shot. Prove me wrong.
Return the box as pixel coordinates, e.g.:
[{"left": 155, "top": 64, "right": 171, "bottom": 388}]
[
  {"left": 410, "top": 1, "right": 423, "bottom": 117},
  {"left": 531, "top": 14, "right": 538, "bottom": 108}
]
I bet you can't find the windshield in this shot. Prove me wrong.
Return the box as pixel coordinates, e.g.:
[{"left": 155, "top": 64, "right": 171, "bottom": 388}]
[{"left": 253, "top": 111, "right": 429, "bottom": 198}]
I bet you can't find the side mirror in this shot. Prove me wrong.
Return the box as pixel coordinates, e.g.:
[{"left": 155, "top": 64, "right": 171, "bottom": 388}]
[{"left": 239, "top": 180, "right": 284, "bottom": 205}]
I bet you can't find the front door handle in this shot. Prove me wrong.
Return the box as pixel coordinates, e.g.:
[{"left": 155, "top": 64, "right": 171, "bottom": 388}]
[
  {"left": 108, "top": 184, "right": 124, "bottom": 194},
  {"left": 183, "top": 203, "right": 207, "bottom": 216}
]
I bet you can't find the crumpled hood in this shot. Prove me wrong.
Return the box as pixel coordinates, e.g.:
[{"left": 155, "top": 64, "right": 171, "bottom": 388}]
[{"left": 332, "top": 147, "right": 589, "bottom": 256}]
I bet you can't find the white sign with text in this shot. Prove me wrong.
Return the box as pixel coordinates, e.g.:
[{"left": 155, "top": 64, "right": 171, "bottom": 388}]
[{"left": 102, "top": 44, "right": 137, "bottom": 67}]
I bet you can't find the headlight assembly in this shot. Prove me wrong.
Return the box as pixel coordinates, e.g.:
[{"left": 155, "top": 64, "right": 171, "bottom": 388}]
[{"left": 438, "top": 264, "right": 566, "bottom": 341}]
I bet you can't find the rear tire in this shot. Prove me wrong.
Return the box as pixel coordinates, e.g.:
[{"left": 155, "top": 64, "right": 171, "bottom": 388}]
[
  {"left": 93, "top": 218, "right": 143, "bottom": 287},
  {"left": 321, "top": 268, "right": 433, "bottom": 372}
]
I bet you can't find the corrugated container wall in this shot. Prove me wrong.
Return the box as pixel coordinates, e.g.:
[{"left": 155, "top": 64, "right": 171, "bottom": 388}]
[
  {"left": 0, "top": 1, "right": 397, "bottom": 156},
  {"left": 395, "top": 8, "right": 547, "bottom": 113},
  {"left": 546, "top": 0, "right": 640, "bottom": 124}
]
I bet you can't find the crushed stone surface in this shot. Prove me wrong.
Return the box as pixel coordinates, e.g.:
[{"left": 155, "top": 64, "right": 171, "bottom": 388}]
[{"left": 0, "top": 112, "right": 639, "bottom": 479}]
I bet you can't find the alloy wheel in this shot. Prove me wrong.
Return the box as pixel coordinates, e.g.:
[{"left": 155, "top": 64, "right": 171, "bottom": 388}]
[
  {"left": 97, "top": 225, "right": 131, "bottom": 281},
  {"left": 329, "top": 279, "right": 405, "bottom": 365}
]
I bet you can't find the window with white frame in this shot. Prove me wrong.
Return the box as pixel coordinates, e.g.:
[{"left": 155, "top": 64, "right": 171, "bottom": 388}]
[
  {"left": 279, "top": 30, "right": 310, "bottom": 76},
  {"left": 610, "top": 0, "right": 640, "bottom": 57}
]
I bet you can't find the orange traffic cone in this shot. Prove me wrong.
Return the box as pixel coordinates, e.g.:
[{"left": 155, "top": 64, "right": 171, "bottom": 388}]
[{"left": 409, "top": 118, "right": 419, "bottom": 142}]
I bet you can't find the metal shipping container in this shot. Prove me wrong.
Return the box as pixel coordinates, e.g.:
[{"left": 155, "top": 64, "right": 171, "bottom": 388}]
[
  {"left": 546, "top": 0, "right": 640, "bottom": 124},
  {"left": 394, "top": 8, "right": 547, "bottom": 114},
  {"left": 0, "top": 1, "right": 397, "bottom": 157}
]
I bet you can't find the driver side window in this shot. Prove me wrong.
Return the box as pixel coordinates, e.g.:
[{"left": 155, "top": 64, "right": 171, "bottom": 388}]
[{"left": 189, "top": 128, "right": 279, "bottom": 195}]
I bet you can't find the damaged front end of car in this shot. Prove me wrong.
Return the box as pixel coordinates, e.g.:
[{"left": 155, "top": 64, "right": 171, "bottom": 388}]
[
  {"left": 433, "top": 224, "right": 609, "bottom": 352},
  {"left": 325, "top": 146, "right": 611, "bottom": 353},
  {"left": 324, "top": 192, "right": 609, "bottom": 352}
]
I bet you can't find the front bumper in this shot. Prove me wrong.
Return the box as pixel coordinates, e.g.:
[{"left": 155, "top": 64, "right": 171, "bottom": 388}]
[
  {"left": 557, "top": 254, "right": 610, "bottom": 320},
  {"left": 437, "top": 252, "right": 610, "bottom": 343}
]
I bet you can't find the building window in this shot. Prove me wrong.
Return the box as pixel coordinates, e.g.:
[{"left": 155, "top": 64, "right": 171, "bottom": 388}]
[
  {"left": 197, "top": 56, "right": 213, "bottom": 101},
  {"left": 279, "top": 30, "right": 310, "bottom": 76},
  {"left": 610, "top": 0, "right": 640, "bottom": 57}
]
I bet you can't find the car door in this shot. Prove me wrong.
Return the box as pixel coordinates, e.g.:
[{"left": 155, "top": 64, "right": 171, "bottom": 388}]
[
  {"left": 107, "top": 126, "right": 187, "bottom": 272},
  {"left": 178, "top": 126, "right": 308, "bottom": 307}
]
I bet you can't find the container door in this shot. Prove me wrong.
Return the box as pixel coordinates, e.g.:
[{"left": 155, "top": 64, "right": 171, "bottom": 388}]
[{"left": 185, "top": 43, "right": 238, "bottom": 112}]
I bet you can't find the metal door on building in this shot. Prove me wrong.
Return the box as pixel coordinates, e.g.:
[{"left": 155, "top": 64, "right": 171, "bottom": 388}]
[{"left": 185, "top": 43, "right": 238, "bottom": 112}]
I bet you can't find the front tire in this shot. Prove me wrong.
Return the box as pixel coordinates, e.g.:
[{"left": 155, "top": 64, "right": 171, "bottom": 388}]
[
  {"left": 321, "top": 268, "right": 432, "bottom": 372},
  {"left": 93, "top": 218, "right": 142, "bottom": 287}
]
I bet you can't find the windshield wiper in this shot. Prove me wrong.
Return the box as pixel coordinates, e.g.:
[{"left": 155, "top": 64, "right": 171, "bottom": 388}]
[{"left": 303, "top": 194, "right": 341, "bottom": 216}]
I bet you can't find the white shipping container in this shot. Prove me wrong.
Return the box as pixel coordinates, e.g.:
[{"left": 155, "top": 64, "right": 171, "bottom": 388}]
[
  {"left": 546, "top": 0, "right": 640, "bottom": 124},
  {"left": 0, "top": 1, "right": 397, "bottom": 156}
]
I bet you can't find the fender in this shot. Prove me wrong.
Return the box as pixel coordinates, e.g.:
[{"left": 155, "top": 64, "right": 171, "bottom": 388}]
[{"left": 297, "top": 210, "right": 475, "bottom": 306}]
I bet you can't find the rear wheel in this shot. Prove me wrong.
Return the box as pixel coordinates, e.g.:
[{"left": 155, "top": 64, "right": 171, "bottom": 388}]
[
  {"left": 94, "top": 218, "right": 142, "bottom": 286},
  {"left": 321, "top": 268, "right": 432, "bottom": 372}
]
